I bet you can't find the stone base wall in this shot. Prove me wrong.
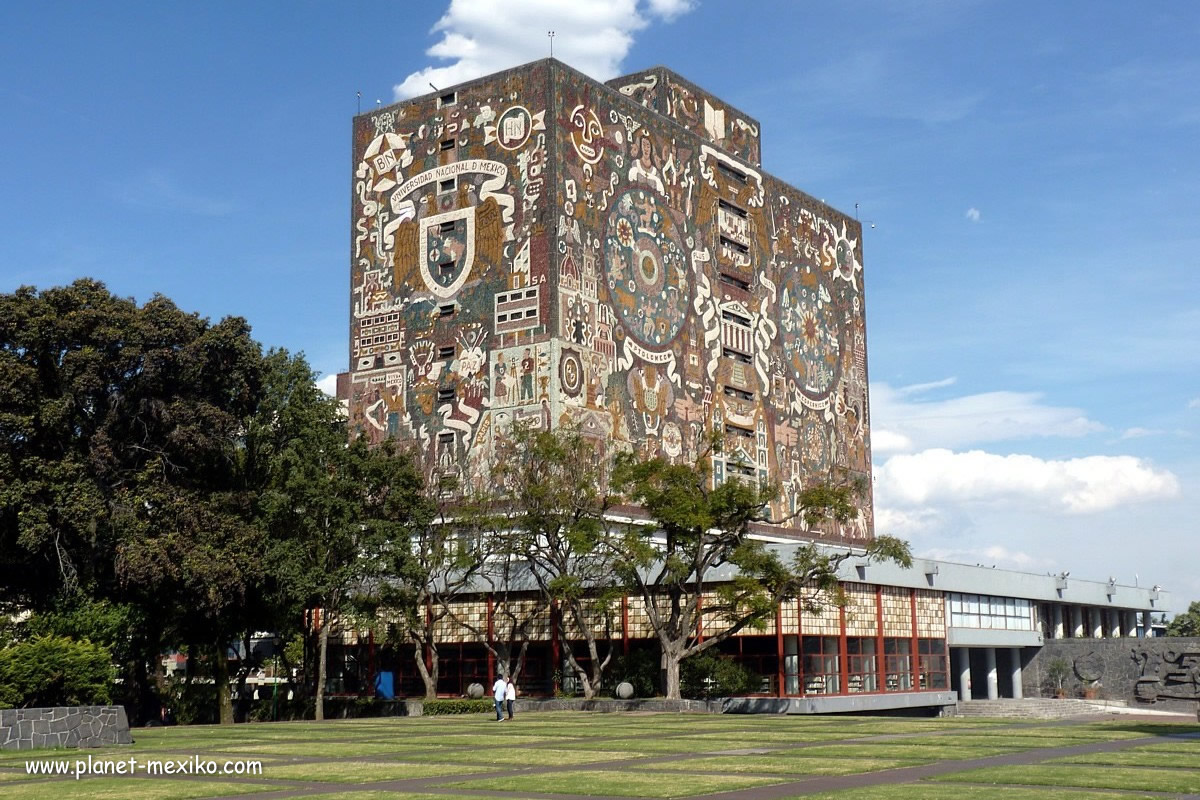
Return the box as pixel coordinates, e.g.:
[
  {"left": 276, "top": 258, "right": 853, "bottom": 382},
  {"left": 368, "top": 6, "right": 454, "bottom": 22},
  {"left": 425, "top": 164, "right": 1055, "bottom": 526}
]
[
  {"left": 1, "top": 706, "right": 132, "bottom": 750},
  {"left": 514, "top": 698, "right": 717, "bottom": 714},
  {"left": 1024, "top": 638, "right": 1200, "bottom": 713}
]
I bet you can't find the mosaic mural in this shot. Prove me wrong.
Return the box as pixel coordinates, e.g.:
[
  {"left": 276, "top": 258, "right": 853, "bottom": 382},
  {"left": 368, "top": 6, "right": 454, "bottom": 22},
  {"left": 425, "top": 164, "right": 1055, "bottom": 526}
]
[{"left": 347, "top": 61, "right": 873, "bottom": 542}]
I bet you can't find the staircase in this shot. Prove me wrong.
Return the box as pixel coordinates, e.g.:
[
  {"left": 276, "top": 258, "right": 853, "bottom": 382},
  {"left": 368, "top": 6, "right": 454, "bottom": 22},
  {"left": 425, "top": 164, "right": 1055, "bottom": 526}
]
[{"left": 957, "top": 698, "right": 1129, "bottom": 719}]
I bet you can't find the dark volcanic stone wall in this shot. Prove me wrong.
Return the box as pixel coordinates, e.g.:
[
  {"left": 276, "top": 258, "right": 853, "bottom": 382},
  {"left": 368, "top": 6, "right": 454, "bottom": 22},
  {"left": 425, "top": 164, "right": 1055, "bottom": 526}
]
[
  {"left": 1024, "top": 638, "right": 1200, "bottom": 713},
  {"left": 0, "top": 705, "right": 131, "bottom": 750}
]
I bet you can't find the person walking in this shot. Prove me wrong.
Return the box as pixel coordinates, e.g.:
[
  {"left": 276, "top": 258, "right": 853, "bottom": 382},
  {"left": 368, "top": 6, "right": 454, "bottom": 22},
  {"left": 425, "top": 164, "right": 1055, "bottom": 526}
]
[
  {"left": 505, "top": 676, "right": 516, "bottom": 720},
  {"left": 492, "top": 674, "right": 507, "bottom": 721}
]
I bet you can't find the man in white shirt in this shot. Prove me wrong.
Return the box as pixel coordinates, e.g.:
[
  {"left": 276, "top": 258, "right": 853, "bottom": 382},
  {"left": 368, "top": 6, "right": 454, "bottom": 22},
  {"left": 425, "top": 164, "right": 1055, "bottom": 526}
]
[{"left": 492, "top": 675, "right": 507, "bottom": 721}]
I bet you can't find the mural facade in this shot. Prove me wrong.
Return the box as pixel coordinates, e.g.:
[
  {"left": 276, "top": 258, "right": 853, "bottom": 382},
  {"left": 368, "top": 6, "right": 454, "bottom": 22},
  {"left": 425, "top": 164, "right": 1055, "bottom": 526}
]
[{"left": 348, "top": 60, "right": 873, "bottom": 542}]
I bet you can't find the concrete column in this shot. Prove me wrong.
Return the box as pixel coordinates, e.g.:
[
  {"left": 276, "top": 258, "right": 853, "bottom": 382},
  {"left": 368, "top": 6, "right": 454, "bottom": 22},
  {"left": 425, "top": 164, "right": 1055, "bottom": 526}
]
[
  {"left": 1010, "top": 648, "right": 1023, "bottom": 699},
  {"left": 1109, "top": 609, "right": 1121, "bottom": 638},
  {"left": 1141, "top": 611, "right": 1152, "bottom": 638},
  {"left": 1091, "top": 608, "right": 1104, "bottom": 639},
  {"left": 1126, "top": 610, "right": 1138, "bottom": 637},
  {"left": 957, "top": 648, "right": 972, "bottom": 702},
  {"left": 984, "top": 647, "right": 998, "bottom": 700},
  {"left": 1052, "top": 604, "right": 1064, "bottom": 639},
  {"left": 1072, "top": 606, "right": 1085, "bottom": 638}
]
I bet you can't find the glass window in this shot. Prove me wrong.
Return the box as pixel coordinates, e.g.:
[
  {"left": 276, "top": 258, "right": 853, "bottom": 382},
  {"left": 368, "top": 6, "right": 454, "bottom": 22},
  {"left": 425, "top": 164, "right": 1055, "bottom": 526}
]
[
  {"left": 846, "top": 638, "right": 877, "bottom": 693},
  {"left": 801, "top": 636, "right": 840, "bottom": 695},
  {"left": 917, "top": 639, "right": 948, "bottom": 689},
  {"left": 883, "top": 638, "right": 912, "bottom": 692}
]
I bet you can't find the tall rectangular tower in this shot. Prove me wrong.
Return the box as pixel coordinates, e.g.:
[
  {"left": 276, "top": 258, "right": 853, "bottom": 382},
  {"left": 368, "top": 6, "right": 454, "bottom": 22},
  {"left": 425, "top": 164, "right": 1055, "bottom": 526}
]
[{"left": 347, "top": 60, "right": 873, "bottom": 543}]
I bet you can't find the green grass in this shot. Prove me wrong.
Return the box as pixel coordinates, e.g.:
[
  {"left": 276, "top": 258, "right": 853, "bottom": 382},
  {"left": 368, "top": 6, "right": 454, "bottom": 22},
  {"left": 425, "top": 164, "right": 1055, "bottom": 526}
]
[
  {"left": 0, "top": 779, "right": 278, "bottom": 800},
  {"left": 630, "top": 754, "right": 925, "bottom": 775},
  {"left": 5, "top": 710, "right": 1197, "bottom": 799},
  {"left": 802, "top": 786, "right": 1160, "bottom": 800},
  {"left": 261, "top": 760, "right": 466, "bottom": 782},
  {"left": 931, "top": 764, "right": 1200, "bottom": 793},
  {"left": 407, "top": 747, "right": 645, "bottom": 766},
  {"left": 439, "top": 767, "right": 786, "bottom": 797},
  {"left": 783, "top": 743, "right": 1025, "bottom": 760},
  {"left": 1046, "top": 749, "right": 1200, "bottom": 769}
]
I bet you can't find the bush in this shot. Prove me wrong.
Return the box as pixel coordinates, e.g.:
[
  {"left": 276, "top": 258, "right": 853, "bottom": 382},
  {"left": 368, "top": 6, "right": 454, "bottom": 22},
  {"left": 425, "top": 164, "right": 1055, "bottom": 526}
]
[
  {"left": 681, "top": 652, "right": 760, "bottom": 699},
  {"left": 611, "top": 647, "right": 660, "bottom": 698},
  {"left": 423, "top": 698, "right": 494, "bottom": 715},
  {"left": 159, "top": 675, "right": 219, "bottom": 725},
  {"left": 0, "top": 635, "right": 115, "bottom": 709}
]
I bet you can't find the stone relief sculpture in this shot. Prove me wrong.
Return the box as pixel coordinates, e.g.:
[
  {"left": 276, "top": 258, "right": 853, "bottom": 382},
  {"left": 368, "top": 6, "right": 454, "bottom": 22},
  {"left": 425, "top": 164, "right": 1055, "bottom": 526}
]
[{"left": 1131, "top": 645, "right": 1200, "bottom": 703}]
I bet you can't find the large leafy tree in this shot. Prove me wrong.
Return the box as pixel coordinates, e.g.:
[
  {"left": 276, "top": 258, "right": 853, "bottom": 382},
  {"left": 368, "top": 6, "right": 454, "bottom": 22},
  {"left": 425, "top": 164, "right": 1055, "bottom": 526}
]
[
  {"left": 0, "top": 280, "right": 271, "bottom": 722},
  {"left": 612, "top": 438, "right": 911, "bottom": 699},
  {"left": 1166, "top": 601, "right": 1200, "bottom": 637},
  {"left": 369, "top": 477, "right": 484, "bottom": 700},
  {"left": 491, "top": 422, "right": 622, "bottom": 698},
  {"left": 258, "top": 355, "right": 429, "bottom": 720}
]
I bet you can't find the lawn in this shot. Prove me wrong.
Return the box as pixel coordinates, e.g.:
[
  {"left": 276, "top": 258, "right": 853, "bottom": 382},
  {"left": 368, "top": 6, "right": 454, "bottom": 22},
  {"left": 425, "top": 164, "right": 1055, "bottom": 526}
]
[{"left": 0, "top": 711, "right": 1194, "bottom": 799}]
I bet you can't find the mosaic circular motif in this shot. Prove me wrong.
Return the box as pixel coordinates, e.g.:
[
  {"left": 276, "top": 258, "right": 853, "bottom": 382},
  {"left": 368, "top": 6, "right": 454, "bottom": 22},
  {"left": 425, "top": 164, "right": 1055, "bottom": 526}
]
[
  {"left": 777, "top": 267, "right": 842, "bottom": 400},
  {"left": 559, "top": 348, "right": 584, "bottom": 398},
  {"left": 603, "top": 190, "right": 689, "bottom": 349}
]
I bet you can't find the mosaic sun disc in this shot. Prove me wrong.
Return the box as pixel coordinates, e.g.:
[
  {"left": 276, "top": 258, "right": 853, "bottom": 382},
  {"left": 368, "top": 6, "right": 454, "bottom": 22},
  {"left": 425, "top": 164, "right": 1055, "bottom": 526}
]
[{"left": 603, "top": 189, "right": 690, "bottom": 349}]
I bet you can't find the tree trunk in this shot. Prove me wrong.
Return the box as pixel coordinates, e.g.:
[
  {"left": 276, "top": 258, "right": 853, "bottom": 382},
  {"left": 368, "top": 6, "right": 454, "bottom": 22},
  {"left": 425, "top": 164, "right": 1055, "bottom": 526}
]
[
  {"left": 214, "top": 643, "right": 234, "bottom": 725},
  {"left": 561, "top": 632, "right": 594, "bottom": 699},
  {"left": 662, "top": 647, "right": 681, "bottom": 700},
  {"left": 413, "top": 635, "right": 439, "bottom": 700},
  {"left": 316, "top": 615, "right": 329, "bottom": 721}
]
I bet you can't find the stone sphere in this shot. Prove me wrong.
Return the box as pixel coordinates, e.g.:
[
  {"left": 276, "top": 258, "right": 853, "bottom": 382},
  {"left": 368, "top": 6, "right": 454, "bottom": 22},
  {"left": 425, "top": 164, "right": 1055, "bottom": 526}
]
[
  {"left": 615, "top": 681, "right": 634, "bottom": 700},
  {"left": 466, "top": 682, "right": 485, "bottom": 699}
]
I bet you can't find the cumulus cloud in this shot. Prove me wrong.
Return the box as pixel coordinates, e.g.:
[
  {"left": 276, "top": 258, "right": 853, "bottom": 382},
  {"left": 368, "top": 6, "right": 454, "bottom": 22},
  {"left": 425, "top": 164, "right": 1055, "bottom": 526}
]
[
  {"left": 316, "top": 373, "right": 338, "bottom": 397},
  {"left": 394, "top": 0, "right": 695, "bottom": 100},
  {"left": 870, "top": 379, "right": 1104, "bottom": 454},
  {"left": 875, "top": 448, "right": 1180, "bottom": 514},
  {"left": 919, "top": 544, "right": 1049, "bottom": 571},
  {"left": 965, "top": 207, "right": 981, "bottom": 222}
]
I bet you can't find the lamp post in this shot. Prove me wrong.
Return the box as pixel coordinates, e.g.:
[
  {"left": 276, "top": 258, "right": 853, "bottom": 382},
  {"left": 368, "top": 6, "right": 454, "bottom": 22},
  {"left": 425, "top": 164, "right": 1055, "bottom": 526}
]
[{"left": 271, "top": 635, "right": 283, "bottom": 722}]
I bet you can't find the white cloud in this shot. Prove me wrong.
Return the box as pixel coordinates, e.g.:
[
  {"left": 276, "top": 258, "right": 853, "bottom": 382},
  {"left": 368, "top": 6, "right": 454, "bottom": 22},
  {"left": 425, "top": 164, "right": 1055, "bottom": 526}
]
[
  {"left": 1119, "top": 426, "right": 1162, "bottom": 440},
  {"left": 875, "top": 448, "right": 1180, "bottom": 514},
  {"left": 965, "top": 207, "right": 981, "bottom": 222},
  {"left": 316, "top": 373, "right": 338, "bottom": 397},
  {"left": 920, "top": 544, "right": 1050, "bottom": 571},
  {"left": 1189, "top": 397, "right": 1200, "bottom": 409},
  {"left": 645, "top": 0, "right": 695, "bottom": 21},
  {"left": 870, "top": 380, "right": 1104, "bottom": 454},
  {"left": 875, "top": 506, "right": 943, "bottom": 538},
  {"left": 870, "top": 429, "right": 913, "bottom": 454},
  {"left": 394, "top": 0, "right": 695, "bottom": 100}
]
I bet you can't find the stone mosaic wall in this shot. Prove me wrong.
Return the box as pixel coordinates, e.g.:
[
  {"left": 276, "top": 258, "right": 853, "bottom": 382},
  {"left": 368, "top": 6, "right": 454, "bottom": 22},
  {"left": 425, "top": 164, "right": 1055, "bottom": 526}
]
[
  {"left": 348, "top": 59, "right": 873, "bottom": 543},
  {"left": 0, "top": 706, "right": 131, "bottom": 750},
  {"left": 1026, "top": 638, "right": 1200, "bottom": 712},
  {"left": 607, "top": 67, "right": 762, "bottom": 166}
]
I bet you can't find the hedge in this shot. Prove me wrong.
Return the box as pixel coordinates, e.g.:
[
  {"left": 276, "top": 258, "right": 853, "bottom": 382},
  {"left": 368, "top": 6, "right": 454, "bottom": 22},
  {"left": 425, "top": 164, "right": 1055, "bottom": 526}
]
[
  {"left": 423, "top": 698, "right": 495, "bottom": 715},
  {"left": 0, "top": 635, "right": 115, "bottom": 709}
]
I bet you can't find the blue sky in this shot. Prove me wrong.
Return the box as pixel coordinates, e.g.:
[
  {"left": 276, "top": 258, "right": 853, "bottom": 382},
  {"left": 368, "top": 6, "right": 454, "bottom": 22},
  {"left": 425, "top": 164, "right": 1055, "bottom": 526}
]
[{"left": 3, "top": 1, "right": 1196, "bottom": 608}]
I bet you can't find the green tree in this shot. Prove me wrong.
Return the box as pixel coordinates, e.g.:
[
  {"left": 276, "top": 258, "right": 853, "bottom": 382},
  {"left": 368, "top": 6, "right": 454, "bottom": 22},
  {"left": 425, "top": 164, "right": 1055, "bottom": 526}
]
[
  {"left": 0, "top": 280, "right": 271, "bottom": 723},
  {"left": 490, "top": 422, "right": 622, "bottom": 698},
  {"left": 1166, "top": 601, "right": 1200, "bottom": 637},
  {"left": 0, "top": 636, "right": 116, "bottom": 708},
  {"left": 259, "top": 355, "right": 429, "bottom": 719},
  {"left": 612, "top": 437, "right": 911, "bottom": 699},
  {"left": 369, "top": 474, "right": 484, "bottom": 700}
]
